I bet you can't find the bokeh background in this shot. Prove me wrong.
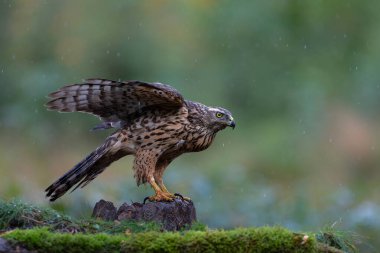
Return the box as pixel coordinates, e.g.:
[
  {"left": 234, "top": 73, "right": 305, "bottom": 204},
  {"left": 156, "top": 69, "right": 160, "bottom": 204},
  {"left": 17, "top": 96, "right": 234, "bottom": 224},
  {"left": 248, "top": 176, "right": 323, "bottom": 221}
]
[{"left": 1, "top": 1, "right": 380, "bottom": 251}]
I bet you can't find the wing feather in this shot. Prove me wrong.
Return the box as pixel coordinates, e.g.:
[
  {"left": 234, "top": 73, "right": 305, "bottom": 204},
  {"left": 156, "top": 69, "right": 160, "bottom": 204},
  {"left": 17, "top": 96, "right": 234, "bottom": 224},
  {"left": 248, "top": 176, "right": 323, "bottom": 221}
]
[{"left": 46, "top": 78, "right": 184, "bottom": 123}]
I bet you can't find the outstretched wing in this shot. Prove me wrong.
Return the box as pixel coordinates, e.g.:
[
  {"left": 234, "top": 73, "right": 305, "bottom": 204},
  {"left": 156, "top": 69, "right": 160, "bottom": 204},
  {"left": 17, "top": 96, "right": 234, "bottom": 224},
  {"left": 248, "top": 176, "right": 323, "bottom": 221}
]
[{"left": 46, "top": 78, "right": 184, "bottom": 124}]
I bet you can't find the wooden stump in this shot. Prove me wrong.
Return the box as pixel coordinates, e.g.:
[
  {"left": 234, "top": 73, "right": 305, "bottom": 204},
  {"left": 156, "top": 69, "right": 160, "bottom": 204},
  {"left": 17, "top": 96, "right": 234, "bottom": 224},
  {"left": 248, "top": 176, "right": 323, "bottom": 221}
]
[
  {"left": 92, "top": 200, "right": 117, "bottom": 221},
  {"left": 92, "top": 198, "right": 197, "bottom": 231}
]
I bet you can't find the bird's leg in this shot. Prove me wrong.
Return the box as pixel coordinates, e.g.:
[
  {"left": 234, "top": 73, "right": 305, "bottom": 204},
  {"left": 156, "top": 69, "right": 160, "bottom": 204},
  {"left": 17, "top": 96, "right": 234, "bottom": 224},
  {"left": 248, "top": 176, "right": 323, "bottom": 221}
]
[
  {"left": 154, "top": 171, "right": 174, "bottom": 196},
  {"left": 154, "top": 172, "right": 191, "bottom": 201},
  {"left": 147, "top": 176, "right": 175, "bottom": 202},
  {"left": 158, "top": 182, "right": 171, "bottom": 195}
]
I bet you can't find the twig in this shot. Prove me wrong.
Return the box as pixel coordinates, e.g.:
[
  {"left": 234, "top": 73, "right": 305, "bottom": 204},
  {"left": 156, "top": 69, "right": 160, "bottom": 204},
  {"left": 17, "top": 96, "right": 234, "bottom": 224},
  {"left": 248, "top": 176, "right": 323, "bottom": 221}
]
[{"left": 20, "top": 215, "right": 45, "bottom": 225}]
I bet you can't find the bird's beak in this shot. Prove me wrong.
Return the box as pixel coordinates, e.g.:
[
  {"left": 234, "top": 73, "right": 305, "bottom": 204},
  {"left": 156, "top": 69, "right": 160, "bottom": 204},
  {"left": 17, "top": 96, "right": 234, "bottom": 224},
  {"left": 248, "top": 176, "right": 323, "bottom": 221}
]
[{"left": 228, "top": 120, "right": 236, "bottom": 129}]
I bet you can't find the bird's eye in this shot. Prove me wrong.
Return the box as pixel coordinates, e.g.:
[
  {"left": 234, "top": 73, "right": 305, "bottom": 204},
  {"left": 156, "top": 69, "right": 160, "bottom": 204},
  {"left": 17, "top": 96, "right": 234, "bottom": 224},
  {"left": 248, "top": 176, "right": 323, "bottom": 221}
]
[{"left": 216, "top": 112, "right": 224, "bottom": 118}]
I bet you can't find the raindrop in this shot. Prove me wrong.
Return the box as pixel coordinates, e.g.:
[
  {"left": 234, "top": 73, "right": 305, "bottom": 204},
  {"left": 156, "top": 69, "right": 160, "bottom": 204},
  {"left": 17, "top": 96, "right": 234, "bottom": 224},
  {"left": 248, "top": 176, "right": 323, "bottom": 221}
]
[
  {"left": 304, "top": 44, "right": 307, "bottom": 49},
  {"left": 329, "top": 138, "right": 333, "bottom": 143},
  {"left": 106, "top": 50, "right": 110, "bottom": 54},
  {"left": 116, "top": 52, "right": 121, "bottom": 57}
]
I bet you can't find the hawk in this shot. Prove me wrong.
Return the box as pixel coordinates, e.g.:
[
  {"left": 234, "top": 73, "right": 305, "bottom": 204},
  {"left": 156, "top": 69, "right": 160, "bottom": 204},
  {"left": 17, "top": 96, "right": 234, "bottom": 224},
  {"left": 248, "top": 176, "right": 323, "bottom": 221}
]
[{"left": 45, "top": 79, "right": 235, "bottom": 202}]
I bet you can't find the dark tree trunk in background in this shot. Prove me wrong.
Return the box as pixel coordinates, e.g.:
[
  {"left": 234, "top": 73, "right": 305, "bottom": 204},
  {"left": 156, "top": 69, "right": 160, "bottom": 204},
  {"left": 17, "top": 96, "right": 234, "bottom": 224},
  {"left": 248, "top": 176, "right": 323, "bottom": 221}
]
[{"left": 92, "top": 199, "right": 197, "bottom": 231}]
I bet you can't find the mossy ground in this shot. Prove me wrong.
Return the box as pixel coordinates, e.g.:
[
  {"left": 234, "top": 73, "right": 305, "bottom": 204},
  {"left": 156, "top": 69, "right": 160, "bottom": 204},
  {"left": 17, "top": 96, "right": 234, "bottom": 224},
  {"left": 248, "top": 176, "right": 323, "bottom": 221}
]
[
  {"left": 0, "top": 199, "right": 167, "bottom": 234},
  {"left": 3, "top": 227, "right": 317, "bottom": 253},
  {"left": 0, "top": 199, "right": 356, "bottom": 253}
]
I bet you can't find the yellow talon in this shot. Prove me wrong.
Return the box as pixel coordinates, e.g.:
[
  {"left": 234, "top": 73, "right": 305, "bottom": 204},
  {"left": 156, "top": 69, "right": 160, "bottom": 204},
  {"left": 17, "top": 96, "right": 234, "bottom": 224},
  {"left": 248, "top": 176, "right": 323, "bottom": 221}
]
[
  {"left": 148, "top": 177, "right": 190, "bottom": 202},
  {"left": 148, "top": 191, "right": 175, "bottom": 202}
]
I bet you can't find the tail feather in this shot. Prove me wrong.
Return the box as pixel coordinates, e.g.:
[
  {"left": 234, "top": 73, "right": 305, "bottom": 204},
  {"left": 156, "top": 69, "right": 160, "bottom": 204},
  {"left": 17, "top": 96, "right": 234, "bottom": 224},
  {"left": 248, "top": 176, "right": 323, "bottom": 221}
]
[{"left": 45, "top": 136, "right": 127, "bottom": 201}]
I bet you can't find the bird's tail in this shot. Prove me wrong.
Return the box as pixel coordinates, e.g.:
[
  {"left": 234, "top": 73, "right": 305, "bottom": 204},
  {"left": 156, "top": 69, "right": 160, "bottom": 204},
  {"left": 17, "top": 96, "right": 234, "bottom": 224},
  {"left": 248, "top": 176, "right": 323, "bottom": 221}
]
[{"left": 45, "top": 135, "right": 128, "bottom": 201}]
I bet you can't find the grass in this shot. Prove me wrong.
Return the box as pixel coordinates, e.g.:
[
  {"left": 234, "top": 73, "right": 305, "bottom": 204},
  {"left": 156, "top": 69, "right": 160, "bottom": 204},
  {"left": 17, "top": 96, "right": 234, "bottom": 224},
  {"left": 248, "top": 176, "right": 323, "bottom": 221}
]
[
  {"left": 0, "top": 199, "right": 164, "bottom": 234},
  {"left": 315, "top": 223, "right": 360, "bottom": 253},
  {"left": 0, "top": 199, "right": 357, "bottom": 253}
]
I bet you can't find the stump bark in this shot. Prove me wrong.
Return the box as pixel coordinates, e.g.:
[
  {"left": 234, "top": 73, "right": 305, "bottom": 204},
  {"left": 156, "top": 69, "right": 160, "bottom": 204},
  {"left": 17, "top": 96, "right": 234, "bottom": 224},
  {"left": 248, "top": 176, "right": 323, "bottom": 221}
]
[{"left": 92, "top": 198, "right": 196, "bottom": 231}]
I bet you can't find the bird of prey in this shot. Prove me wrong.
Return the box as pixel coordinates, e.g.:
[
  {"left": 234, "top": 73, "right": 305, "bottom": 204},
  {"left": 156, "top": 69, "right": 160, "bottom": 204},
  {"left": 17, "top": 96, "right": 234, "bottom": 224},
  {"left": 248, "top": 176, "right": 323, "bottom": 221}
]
[{"left": 45, "top": 79, "right": 235, "bottom": 202}]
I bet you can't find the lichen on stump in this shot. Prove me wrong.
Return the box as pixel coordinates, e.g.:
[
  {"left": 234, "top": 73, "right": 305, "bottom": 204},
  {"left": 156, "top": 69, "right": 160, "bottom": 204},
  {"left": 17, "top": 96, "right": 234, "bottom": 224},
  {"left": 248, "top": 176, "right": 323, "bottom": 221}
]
[{"left": 92, "top": 199, "right": 196, "bottom": 231}]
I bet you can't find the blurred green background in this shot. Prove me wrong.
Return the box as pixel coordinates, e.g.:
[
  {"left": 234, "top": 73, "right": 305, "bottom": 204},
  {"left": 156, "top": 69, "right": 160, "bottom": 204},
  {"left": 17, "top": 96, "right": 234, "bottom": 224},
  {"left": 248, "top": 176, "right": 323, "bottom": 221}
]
[{"left": 1, "top": 0, "right": 380, "bottom": 251}]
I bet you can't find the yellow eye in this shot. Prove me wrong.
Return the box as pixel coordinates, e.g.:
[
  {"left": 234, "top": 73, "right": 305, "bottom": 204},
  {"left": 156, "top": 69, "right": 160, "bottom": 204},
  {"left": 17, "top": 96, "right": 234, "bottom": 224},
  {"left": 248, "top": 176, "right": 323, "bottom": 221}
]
[{"left": 216, "top": 112, "right": 224, "bottom": 118}]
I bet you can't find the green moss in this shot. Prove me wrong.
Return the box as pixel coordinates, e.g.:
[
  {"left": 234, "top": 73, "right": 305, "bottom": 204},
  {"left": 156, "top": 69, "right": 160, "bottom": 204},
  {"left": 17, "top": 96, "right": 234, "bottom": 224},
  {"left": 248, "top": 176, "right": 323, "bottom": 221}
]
[
  {"left": 77, "top": 219, "right": 162, "bottom": 234},
  {"left": 3, "top": 227, "right": 317, "bottom": 253},
  {"left": 179, "top": 221, "right": 207, "bottom": 232},
  {"left": 4, "top": 228, "right": 124, "bottom": 253}
]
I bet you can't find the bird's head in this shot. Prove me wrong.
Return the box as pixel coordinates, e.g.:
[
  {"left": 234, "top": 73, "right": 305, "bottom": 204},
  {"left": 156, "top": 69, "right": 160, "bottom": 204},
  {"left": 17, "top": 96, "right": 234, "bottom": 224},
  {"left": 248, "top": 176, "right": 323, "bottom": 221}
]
[{"left": 206, "top": 107, "right": 235, "bottom": 131}]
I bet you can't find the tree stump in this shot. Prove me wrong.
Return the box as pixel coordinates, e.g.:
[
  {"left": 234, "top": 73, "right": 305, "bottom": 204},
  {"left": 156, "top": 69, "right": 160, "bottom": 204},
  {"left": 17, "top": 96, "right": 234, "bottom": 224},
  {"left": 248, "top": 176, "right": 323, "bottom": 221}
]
[
  {"left": 92, "top": 200, "right": 117, "bottom": 221},
  {"left": 92, "top": 198, "right": 197, "bottom": 231}
]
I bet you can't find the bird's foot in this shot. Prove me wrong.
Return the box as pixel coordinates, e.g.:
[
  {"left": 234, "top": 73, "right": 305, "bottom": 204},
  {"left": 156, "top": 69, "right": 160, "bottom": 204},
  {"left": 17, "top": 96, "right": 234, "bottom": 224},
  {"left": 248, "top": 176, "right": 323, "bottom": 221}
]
[
  {"left": 159, "top": 190, "right": 191, "bottom": 202},
  {"left": 144, "top": 191, "right": 175, "bottom": 203},
  {"left": 174, "top": 193, "right": 191, "bottom": 202}
]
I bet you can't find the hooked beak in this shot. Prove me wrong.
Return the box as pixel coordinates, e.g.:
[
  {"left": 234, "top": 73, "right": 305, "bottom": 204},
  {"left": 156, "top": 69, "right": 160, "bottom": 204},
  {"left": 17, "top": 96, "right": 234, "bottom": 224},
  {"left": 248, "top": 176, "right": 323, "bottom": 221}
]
[{"left": 228, "top": 120, "right": 236, "bottom": 129}]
